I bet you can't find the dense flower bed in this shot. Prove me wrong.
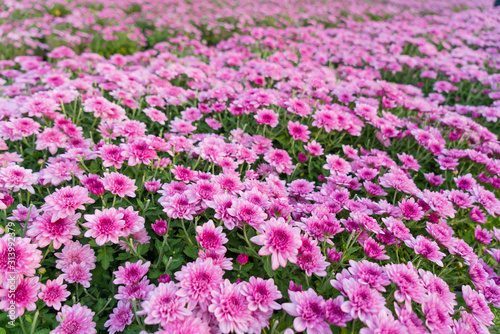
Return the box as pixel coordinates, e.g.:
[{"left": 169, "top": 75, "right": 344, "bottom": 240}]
[{"left": 0, "top": 0, "right": 500, "bottom": 333}]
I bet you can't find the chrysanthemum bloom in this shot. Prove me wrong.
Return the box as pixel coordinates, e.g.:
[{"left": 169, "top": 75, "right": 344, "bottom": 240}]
[
  {"left": 160, "top": 192, "right": 200, "bottom": 220},
  {"left": 98, "top": 144, "right": 126, "bottom": 169},
  {"left": 144, "top": 107, "right": 168, "bottom": 125},
  {"left": 360, "top": 309, "right": 408, "bottom": 334},
  {"left": 61, "top": 262, "right": 93, "bottom": 288},
  {"left": 115, "top": 277, "right": 155, "bottom": 301},
  {"left": 362, "top": 237, "right": 390, "bottom": 260},
  {"left": 324, "top": 296, "right": 352, "bottom": 327},
  {"left": 418, "top": 189, "right": 456, "bottom": 218},
  {"left": 102, "top": 172, "right": 137, "bottom": 198},
  {"left": 51, "top": 303, "right": 96, "bottom": 334},
  {"left": 7, "top": 117, "right": 41, "bottom": 139},
  {"left": 144, "top": 179, "right": 161, "bottom": 193},
  {"left": 38, "top": 277, "right": 70, "bottom": 310},
  {"left": 0, "top": 276, "right": 41, "bottom": 318},
  {"left": 304, "top": 140, "right": 324, "bottom": 156},
  {"left": 288, "top": 121, "right": 311, "bottom": 142},
  {"left": 42, "top": 186, "right": 94, "bottom": 221},
  {"left": 228, "top": 199, "right": 268, "bottom": 232},
  {"left": 421, "top": 295, "right": 453, "bottom": 333},
  {"left": 80, "top": 174, "right": 105, "bottom": 196},
  {"left": 35, "top": 127, "right": 67, "bottom": 154},
  {"left": 175, "top": 257, "right": 224, "bottom": 310},
  {"left": 27, "top": 212, "right": 81, "bottom": 249},
  {"left": 83, "top": 208, "right": 125, "bottom": 246},
  {"left": 156, "top": 315, "right": 211, "bottom": 334},
  {"left": 104, "top": 300, "right": 133, "bottom": 334},
  {"left": 113, "top": 260, "right": 151, "bottom": 286},
  {"left": 8, "top": 204, "right": 40, "bottom": 224},
  {"left": 55, "top": 241, "right": 96, "bottom": 272},
  {"left": 152, "top": 219, "right": 168, "bottom": 236},
  {"left": 264, "top": 148, "right": 294, "bottom": 175},
  {"left": 255, "top": 108, "right": 279, "bottom": 127},
  {"left": 296, "top": 247, "right": 329, "bottom": 277},
  {"left": 117, "top": 206, "right": 145, "bottom": 237},
  {"left": 283, "top": 288, "right": 332, "bottom": 334},
  {"left": 462, "top": 285, "right": 494, "bottom": 326},
  {"left": 385, "top": 263, "right": 426, "bottom": 304},
  {"left": 121, "top": 140, "right": 158, "bottom": 166},
  {"left": 139, "top": 282, "right": 191, "bottom": 327},
  {"left": 405, "top": 236, "right": 445, "bottom": 266},
  {"left": 206, "top": 193, "right": 237, "bottom": 229},
  {"left": 398, "top": 197, "right": 424, "bottom": 221},
  {"left": 394, "top": 303, "right": 427, "bottom": 334},
  {"left": 208, "top": 280, "right": 253, "bottom": 334},
  {"left": 348, "top": 260, "right": 390, "bottom": 292},
  {"left": 195, "top": 220, "right": 228, "bottom": 254},
  {"left": 340, "top": 278, "right": 386, "bottom": 322},
  {"left": 323, "top": 154, "right": 351, "bottom": 175},
  {"left": 241, "top": 277, "right": 282, "bottom": 312},
  {"left": 0, "top": 236, "right": 42, "bottom": 281},
  {"left": 250, "top": 217, "right": 302, "bottom": 270},
  {"left": 419, "top": 269, "right": 457, "bottom": 313},
  {"left": 0, "top": 165, "right": 38, "bottom": 193}
]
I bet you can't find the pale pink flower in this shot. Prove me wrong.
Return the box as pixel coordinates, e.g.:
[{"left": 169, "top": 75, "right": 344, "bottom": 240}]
[{"left": 102, "top": 172, "right": 137, "bottom": 198}]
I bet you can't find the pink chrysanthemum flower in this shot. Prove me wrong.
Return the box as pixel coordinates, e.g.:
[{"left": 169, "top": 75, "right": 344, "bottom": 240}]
[
  {"left": 288, "top": 121, "right": 311, "bottom": 142},
  {"left": 462, "top": 285, "right": 494, "bottom": 326},
  {"left": 385, "top": 263, "right": 426, "bottom": 304},
  {"left": 360, "top": 309, "right": 408, "bottom": 334},
  {"left": 398, "top": 197, "right": 424, "bottom": 221},
  {"left": 36, "top": 127, "right": 67, "bottom": 154},
  {"left": 8, "top": 204, "right": 40, "bottom": 224},
  {"left": 175, "top": 257, "right": 224, "bottom": 310},
  {"left": 102, "top": 172, "right": 137, "bottom": 198},
  {"left": 340, "top": 278, "right": 386, "bottom": 322},
  {"left": 160, "top": 192, "right": 200, "bottom": 220},
  {"left": 113, "top": 260, "right": 150, "bottom": 286},
  {"left": 121, "top": 140, "right": 158, "bottom": 166},
  {"left": 418, "top": 189, "right": 456, "bottom": 219},
  {"left": 282, "top": 288, "right": 332, "bottom": 334},
  {"left": 362, "top": 237, "right": 390, "bottom": 260},
  {"left": 241, "top": 277, "right": 282, "bottom": 312},
  {"left": 156, "top": 316, "right": 211, "bottom": 334},
  {"left": 115, "top": 277, "right": 155, "bottom": 301},
  {"left": 38, "top": 277, "right": 70, "bottom": 310},
  {"left": 51, "top": 303, "right": 96, "bottom": 334},
  {"left": 264, "top": 148, "right": 294, "bottom": 175},
  {"left": 104, "top": 300, "right": 133, "bottom": 334},
  {"left": 419, "top": 269, "right": 457, "bottom": 313},
  {"left": 27, "top": 212, "right": 81, "bottom": 249},
  {"left": 55, "top": 241, "right": 96, "bottom": 272},
  {"left": 0, "top": 165, "right": 38, "bottom": 194},
  {"left": 195, "top": 220, "right": 228, "bottom": 254},
  {"left": 421, "top": 295, "right": 453, "bottom": 333},
  {"left": 98, "top": 144, "right": 126, "bottom": 169},
  {"left": 0, "top": 276, "right": 40, "bottom": 318},
  {"left": 323, "top": 154, "right": 351, "bottom": 175},
  {"left": 250, "top": 217, "right": 302, "bottom": 270},
  {"left": 139, "top": 282, "right": 191, "bottom": 327},
  {"left": 144, "top": 107, "right": 168, "bottom": 125},
  {"left": 255, "top": 108, "right": 279, "bottom": 127},
  {"left": 61, "top": 262, "right": 93, "bottom": 288},
  {"left": 228, "top": 199, "right": 268, "bottom": 232},
  {"left": 0, "top": 236, "right": 42, "bottom": 282},
  {"left": 208, "top": 280, "right": 253, "bottom": 334},
  {"left": 42, "top": 186, "right": 94, "bottom": 222},
  {"left": 83, "top": 208, "right": 125, "bottom": 246},
  {"left": 348, "top": 260, "right": 390, "bottom": 292},
  {"left": 304, "top": 140, "right": 324, "bottom": 156},
  {"left": 324, "top": 296, "right": 352, "bottom": 327},
  {"left": 405, "top": 236, "right": 445, "bottom": 266},
  {"left": 80, "top": 174, "right": 105, "bottom": 196}
]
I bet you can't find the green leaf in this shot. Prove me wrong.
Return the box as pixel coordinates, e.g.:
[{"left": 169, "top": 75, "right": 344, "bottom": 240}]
[
  {"left": 97, "top": 246, "right": 115, "bottom": 270},
  {"left": 35, "top": 329, "right": 50, "bottom": 334},
  {"left": 0, "top": 328, "right": 6, "bottom": 334},
  {"left": 183, "top": 245, "right": 199, "bottom": 259},
  {"left": 264, "top": 257, "right": 274, "bottom": 278}
]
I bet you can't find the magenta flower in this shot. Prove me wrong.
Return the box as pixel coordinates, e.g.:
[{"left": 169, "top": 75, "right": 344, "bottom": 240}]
[
  {"left": 241, "top": 277, "right": 282, "bottom": 312},
  {"left": 208, "top": 280, "right": 253, "bottom": 334},
  {"left": 104, "top": 301, "right": 133, "bottom": 334},
  {"left": 42, "top": 185, "right": 95, "bottom": 221},
  {"left": 83, "top": 208, "right": 125, "bottom": 245},
  {"left": 195, "top": 219, "right": 228, "bottom": 254},
  {"left": 38, "top": 277, "right": 70, "bottom": 310},
  {"left": 139, "top": 282, "right": 191, "bottom": 327},
  {"left": 113, "top": 260, "right": 150, "bottom": 286},
  {"left": 27, "top": 212, "right": 81, "bottom": 249},
  {"left": 0, "top": 276, "right": 41, "bottom": 318},
  {"left": 340, "top": 278, "right": 386, "bottom": 322},
  {"left": 102, "top": 172, "right": 137, "bottom": 198},
  {"left": 51, "top": 303, "right": 96, "bottom": 334},
  {"left": 250, "top": 217, "right": 302, "bottom": 270},
  {"left": 462, "top": 285, "right": 494, "bottom": 326},
  {"left": 282, "top": 288, "right": 332, "bottom": 334}
]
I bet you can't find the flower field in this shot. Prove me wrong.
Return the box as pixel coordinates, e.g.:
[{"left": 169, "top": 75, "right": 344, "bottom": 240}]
[{"left": 1, "top": 0, "right": 500, "bottom": 333}]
